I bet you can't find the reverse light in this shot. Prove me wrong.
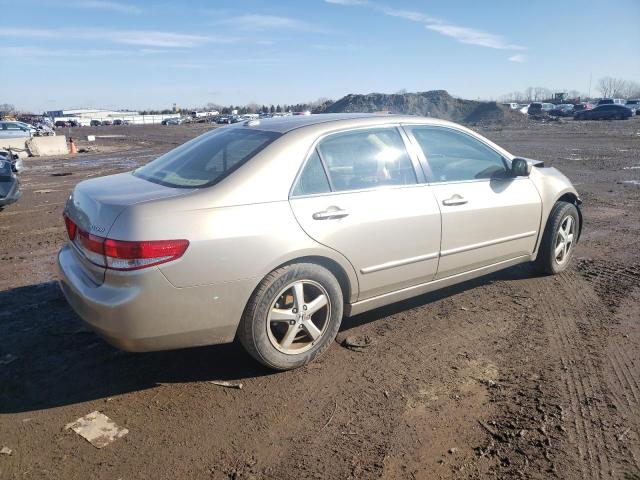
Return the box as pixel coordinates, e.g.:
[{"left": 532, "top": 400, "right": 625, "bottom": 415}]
[{"left": 63, "top": 215, "right": 189, "bottom": 270}]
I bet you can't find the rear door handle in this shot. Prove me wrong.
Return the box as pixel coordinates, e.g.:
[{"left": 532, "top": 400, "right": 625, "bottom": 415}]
[
  {"left": 312, "top": 206, "right": 349, "bottom": 220},
  {"left": 442, "top": 194, "right": 468, "bottom": 206}
]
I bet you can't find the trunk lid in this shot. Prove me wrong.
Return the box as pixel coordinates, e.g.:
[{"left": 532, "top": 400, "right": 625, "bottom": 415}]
[{"left": 64, "top": 172, "right": 192, "bottom": 284}]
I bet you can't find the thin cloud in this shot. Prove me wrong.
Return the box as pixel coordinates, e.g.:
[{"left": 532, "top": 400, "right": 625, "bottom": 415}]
[
  {"left": 508, "top": 54, "right": 526, "bottom": 62},
  {"left": 0, "top": 28, "right": 230, "bottom": 48},
  {"left": 0, "top": 46, "right": 166, "bottom": 58},
  {"left": 68, "top": 1, "right": 142, "bottom": 14},
  {"left": 324, "top": 0, "right": 368, "bottom": 5},
  {"left": 375, "top": 6, "right": 439, "bottom": 24},
  {"left": 218, "top": 14, "right": 325, "bottom": 32},
  {"left": 426, "top": 24, "right": 525, "bottom": 50},
  {"left": 325, "top": 0, "right": 525, "bottom": 50}
]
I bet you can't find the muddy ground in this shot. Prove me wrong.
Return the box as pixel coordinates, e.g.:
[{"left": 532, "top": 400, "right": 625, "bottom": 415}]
[{"left": 0, "top": 118, "right": 639, "bottom": 479}]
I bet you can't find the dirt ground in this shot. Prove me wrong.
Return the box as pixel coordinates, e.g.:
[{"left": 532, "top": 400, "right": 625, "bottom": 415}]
[{"left": 1, "top": 118, "right": 639, "bottom": 480}]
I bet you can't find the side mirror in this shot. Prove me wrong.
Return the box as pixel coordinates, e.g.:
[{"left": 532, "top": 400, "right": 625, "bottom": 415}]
[{"left": 511, "top": 158, "right": 531, "bottom": 177}]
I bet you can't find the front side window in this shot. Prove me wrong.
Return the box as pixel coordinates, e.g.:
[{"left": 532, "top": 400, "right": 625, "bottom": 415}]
[
  {"left": 134, "top": 128, "right": 281, "bottom": 188},
  {"left": 409, "top": 127, "right": 507, "bottom": 183},
  {"left": 316, "top": 128, "right": 416, "bottom": 192}
]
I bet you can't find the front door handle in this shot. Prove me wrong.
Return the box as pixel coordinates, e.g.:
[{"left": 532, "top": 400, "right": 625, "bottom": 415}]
[
  {"left": 442, "top": 194, "right": 468, "bottom": 206},
  {"left": 312, "top": 206, "right": 349, "bottom": 220}
]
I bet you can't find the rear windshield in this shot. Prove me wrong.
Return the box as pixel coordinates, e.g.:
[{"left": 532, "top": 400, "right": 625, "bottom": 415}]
[{"left": 134, "top": 127, "right": 281, "bottom": 188}]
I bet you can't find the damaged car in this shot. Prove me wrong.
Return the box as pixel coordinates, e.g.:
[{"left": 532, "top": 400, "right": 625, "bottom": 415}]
[
  {"left": 58, "top": 114, "right": 582, "bottom": 370},
  {"left": 0, "top": 156, "right": 21, "bottom": 211}
]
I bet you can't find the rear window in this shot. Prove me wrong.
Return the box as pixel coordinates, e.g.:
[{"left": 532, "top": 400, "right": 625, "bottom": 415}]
[{"left": 134, "top": 127, "right": 281, "bottom": 188}]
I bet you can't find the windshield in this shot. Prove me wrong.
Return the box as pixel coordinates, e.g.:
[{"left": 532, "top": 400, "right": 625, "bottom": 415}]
[{"left": 134, "top": 127, "right": 281, "bottom": 188}]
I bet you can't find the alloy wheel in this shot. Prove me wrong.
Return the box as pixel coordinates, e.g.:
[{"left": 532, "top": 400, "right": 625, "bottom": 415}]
[
  {"left": 554, "top": 215, "right": 575, "bottom": 265},
  {"left": 266, "top": 280, "right": 331, "bottom": 355}
]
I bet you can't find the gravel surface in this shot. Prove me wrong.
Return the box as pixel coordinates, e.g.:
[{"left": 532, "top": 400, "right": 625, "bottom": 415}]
[{"left": 1, "top": 118, "right": 639, "bottom": 479}]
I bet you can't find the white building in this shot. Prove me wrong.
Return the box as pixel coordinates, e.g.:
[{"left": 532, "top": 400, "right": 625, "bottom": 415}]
[{"left": 45, "top": 108, "right": 177, "bottom": 126}]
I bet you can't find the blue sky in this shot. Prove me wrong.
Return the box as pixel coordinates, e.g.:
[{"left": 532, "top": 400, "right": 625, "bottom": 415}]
[{"left": 1, "top": 0, "right": 639, "bottom": 112}]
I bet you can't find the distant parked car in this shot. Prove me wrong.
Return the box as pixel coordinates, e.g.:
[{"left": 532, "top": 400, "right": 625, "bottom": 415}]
[
  {"left": 527, "top": 103, "right": 554, "bottom": 115},
  {"left": 0, "top": 121, "right": 34, "bottom": 138},
  {"left": 54, "top": 120, "right": 79, "bottom": 128},
  {"left": 624, "top": 99, "right": 640, "bottom": 114},
  {"left": 102, "top": 120, "right": 113, "bottom": 126},
  {"left": 90, "top": 120, "right": 102, "bottom": 127},
  {"left": 548, "top": 104, "right": 575, "bottom": 117},
  {"left": 573, "top": 103, "right": 594, "bottom": 112},
  {"left": 161, "top": 117, "right": 181, "bottom": 125},
  {"left": 574, "top": 104, "right": 632, "bottom": 120},
  {"left": 216, "top": 116, "right": 231, "bottom": 124},
  {"left": 113, "top": 119, "right": 123, "bottom": 126},
  {"left": 596, "top": 98, "right": 625, "bottom": 106},
  {"left": 0, "top": 157, "right": 20, "bottom": 211},
  {"left": 502, "top": 103, "right": 520, "bottom": 110}
]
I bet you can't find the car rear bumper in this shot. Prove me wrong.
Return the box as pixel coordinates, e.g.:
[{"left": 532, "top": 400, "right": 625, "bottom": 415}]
[{"left": 57, "top": 244, "right": 257, "bottom": 352}]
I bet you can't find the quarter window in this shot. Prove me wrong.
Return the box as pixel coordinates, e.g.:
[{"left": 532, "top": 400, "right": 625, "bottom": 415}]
[
  {"left": 316, "top": 128, "right": 417, "bottom": 192},
  {"left": 292, "top": 150, "right": 331, "bottom": 196},
  {"left": 409, "top": 127, "right": 507, "bottom": 183}
]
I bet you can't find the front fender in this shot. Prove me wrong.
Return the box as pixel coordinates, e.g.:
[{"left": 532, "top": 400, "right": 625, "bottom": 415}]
[{"left": 528, "top": 166, "right": 582, "bottom": 258}]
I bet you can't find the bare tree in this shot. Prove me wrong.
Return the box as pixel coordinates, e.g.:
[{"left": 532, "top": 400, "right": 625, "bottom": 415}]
[
  {"left": 532, "top": 87, "right": 552, "bottom": 101},
  {"left": 524, "top": 87, "right": 534, "bottom": 102},
  {"left": 0, "top": 103, "right": 16, "bottom": 115},
  {"left": 597, "top": 77, "right": 628, "bottom": 98},
  {"left": 623, "top": 80, "right": 640, "bottom": 99}
]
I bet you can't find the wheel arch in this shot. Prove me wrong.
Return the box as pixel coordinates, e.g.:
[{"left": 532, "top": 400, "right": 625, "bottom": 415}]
[
  {"left": 556, "top": 192, "right": 583, "bottom": 241},
  {"left": 275, "top": 255, "right": 355, "bottom": 307},
  {"left": 531, "top": 189, "right": 583, "bottom": 259}
]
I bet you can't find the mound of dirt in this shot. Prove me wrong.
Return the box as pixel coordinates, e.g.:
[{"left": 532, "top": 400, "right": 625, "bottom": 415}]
[{"left": 314, "top": 90, "right": 527, "bottom": 125}]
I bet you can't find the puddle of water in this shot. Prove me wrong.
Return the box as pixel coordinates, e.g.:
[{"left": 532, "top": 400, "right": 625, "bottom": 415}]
[
  {"left": 623, "top": 165, "right": 640, "bottom": 170},
  {"left": 623, "top": 180, "right": 640, "bottom": 186}
]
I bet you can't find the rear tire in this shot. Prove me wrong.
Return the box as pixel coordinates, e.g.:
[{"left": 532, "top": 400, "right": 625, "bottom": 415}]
[
  {"left": 534, "top": 201, "right": 579, "bottom": 275},
  {"left": 238, "top": 263, "right": 343, "bottom": 370}
]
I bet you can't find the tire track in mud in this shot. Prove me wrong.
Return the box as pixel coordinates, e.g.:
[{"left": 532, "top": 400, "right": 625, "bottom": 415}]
[
  {"left": 533, "top": 271, "right": 618, "bottom": 479},
  {"left": 577, "top": 259, "right": 640, "bottom": 472}
]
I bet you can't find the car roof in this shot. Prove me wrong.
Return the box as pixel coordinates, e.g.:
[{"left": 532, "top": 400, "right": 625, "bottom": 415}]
[{"left": 230, "top": 113, "right": 453, "bottom": 134}]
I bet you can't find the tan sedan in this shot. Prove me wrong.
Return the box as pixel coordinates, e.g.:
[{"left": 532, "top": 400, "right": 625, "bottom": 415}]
[{"left": 58, "top": 114, "right": 582, "bottom": 370}]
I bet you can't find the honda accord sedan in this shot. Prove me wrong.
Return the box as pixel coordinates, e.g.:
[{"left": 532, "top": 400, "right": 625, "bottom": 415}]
[{"left": 58, "top": 114, "right": 582, "bottom": 370}]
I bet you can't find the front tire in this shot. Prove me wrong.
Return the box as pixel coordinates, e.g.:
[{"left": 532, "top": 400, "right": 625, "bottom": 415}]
[
  {"left": 534, "top": 201, "right": 579, "bottom": 275},
  {"left": 238, "top": 263, "right": 343, "bottom": 370}
]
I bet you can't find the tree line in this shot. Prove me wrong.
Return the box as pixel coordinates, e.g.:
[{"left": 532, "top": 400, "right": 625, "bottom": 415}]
[{"left": 501, "top": 77, "right": 640, "bottom": 103}]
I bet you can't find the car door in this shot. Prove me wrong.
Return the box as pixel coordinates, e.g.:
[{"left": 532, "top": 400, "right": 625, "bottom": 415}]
[
  {"left": 289, "top": 126, "right": 442, "bottom": 300},
  {"left": 404, "top": 125, "right": 542, "bottom": 279}
]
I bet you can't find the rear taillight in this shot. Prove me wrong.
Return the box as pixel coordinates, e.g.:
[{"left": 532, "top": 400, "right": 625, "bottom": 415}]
[
  {"left": 64, "top": 213, "right": 77, "bottom": 240},
  {"left": 63, "top": 214, "right": 189, "bottom": 270}
]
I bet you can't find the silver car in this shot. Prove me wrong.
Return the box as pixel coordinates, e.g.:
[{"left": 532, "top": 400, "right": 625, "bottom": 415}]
[
  {"left": 0, "top": 121, "right": 35, "bottom": 139},
  {"left": 58, "top": 114, "right": 582, "bottom": 370}
]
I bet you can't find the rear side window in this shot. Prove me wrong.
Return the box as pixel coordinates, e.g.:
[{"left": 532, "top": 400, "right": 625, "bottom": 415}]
[
  {"left": 316, "top": 128, "right": 416, "bottom": 192},
  {"left": 134, "top": 128, "right": 281, "bottom": 188},
  {"left": 409, "top": 127, "right": 507, "bottom": 183},
  {"left": 292, "top": 150, "right": 331, "bottom": 196}
]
